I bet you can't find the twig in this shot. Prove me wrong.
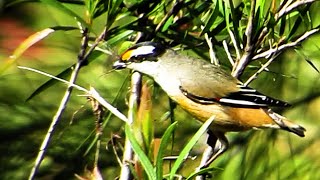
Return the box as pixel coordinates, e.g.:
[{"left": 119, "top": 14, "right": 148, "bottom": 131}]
[
  {"left": 246, "top": 27, "right": 318, "bottom": 85},
  {"left": 29, "top": 30, "right": 88, "bottom": 180},
  {"left": 276, "top": 0, "right": 315, "bottom": 20},
  {"left": 119, "top": 72, "right": 142, "bottom": 180},
  {"left": 88, "top": 87, "right": 129, "bottom": 122},
  {"left": 204, "top": 33, "right": 219, "bottom": 65},
  {"left": 200, "top": 23, "right": 219, "bottom": 65},
  {"left": 256, "top": 0, "right": 315, "bottom": 52},
  {"left": 27, "top": 28, "right": 90, "bottom": 180},
  {"left": 244, "top": 53, "right": 279, "bottom": 86},
  {"left": 83, "top": 27, "right": 107, "bottom": 61},
  {"left": 195, "top": 146, "right": 213, "bottom": 180},
  {"left": 228, "top": 29, "right": 241, "bottom": 60},
  {"left": 155, "top": 0, "right": 182, "bottom": 32},
  {"left": 88, "top": 96, "right": 105, "bottom": 168},
  {"left": 18, "top": 66, "right": 128, "bottom": 123},
  {"left": 223, "top": 40, "right": 234, "bottom": 66},
  {"left": 253, "top": 28, "right": 319, "bottom": 60},
  {"left": 232, "top": 0, "right": 256, "bottom": 78}
]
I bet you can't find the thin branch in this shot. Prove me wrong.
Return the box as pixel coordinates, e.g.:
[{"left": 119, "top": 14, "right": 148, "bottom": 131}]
[
  {"left": 18, "top": 66, "right": 87, "bottom": 91},
  {"left": 83, "top": 27, "right": 107, "bottom": 61},
  {"left": 119, "top": 72, "right": 142, "bottom": 180},
  {"left": 253, "top": 28, "right": 319, "bottom": 60},
  {"left": 195, "top": 146, "right": 213, "bottom": 180},
  {"left": 223, "top": 40, "right": 234, "bottom": 66},
  {"left": 244, "top": 53, "right": 279, "bottom": 86},
  {"left": 204, "top": 33, "right": 219, "bottom": 65},
  {"left": 234, "top": 0, "right": 317, "bottom": 78},
  {"left": 277, "top": 0, "right": 294, "bottom": 18},
  {"left": 28, "top": 27, "right": 90, "bottom": 180},
  {"left": 228, "top": 29, "right": 241, "bottom": 60},
  {"left": 18, "top": 66, "right": 128, "bottom": 123},
  {"left": 27, "top": 27, "right": 108, "bottom": 179},
  {"left": 88, "top": 87, "right": 128, "bottom": 122},
  {"left": 155, "top": 0, "right": 182, "bottom": 32},
  {"left": 232, "top": 0, "right": 256, "bottom": 78},
  {"left": 276, "top": 0, "right": 315, "bottom": 20},
  {"left": 256, "top": 0, "right": 315, "bottom": 52}
]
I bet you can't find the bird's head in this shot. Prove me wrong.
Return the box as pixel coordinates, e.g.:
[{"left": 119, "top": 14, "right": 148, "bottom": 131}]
[{"left": 113, "top": 42, "right": 167, "bottom": 76}]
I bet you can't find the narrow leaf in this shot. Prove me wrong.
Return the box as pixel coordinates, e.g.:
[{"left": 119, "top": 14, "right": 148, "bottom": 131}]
[
  {"left": 156, "top": 121, "right": 178, "bottom": 180},
  {"left": 305, "top": 59, "right": 320, "bottom": 73},
  {"left": 186, "top": 166, "right": 222, "bottom": 180},
  {"left": 40, "top": 0, "right": 90, "bottom": 27},
  {"left": 26, "top": 50, "right": 103, "bottom": 101},
  {"left": 169, "top": 117, "right": 214, "bottom": 179},
  {"left": 201, "top": 2, "right": 220, "bottom": 35},
  {"left": 125, "top": 125, "right": 157, "bottom": 180},
  {"left": 1, "top": 26, "right": 77, "bottom": 74}
]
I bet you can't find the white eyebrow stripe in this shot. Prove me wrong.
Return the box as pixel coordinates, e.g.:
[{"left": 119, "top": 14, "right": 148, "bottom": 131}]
[{"left": 131, "top": 46, "right": 156, "bottom": 57}]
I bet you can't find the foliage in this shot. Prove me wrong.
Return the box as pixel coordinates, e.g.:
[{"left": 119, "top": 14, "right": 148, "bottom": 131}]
[{"left": 0, "top": 0, "right": 320, "bottom": 179}]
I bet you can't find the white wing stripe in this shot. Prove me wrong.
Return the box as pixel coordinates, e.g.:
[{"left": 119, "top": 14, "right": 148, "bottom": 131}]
[{"left": 219, "top": 98, "right": 267, "bottom": 106}]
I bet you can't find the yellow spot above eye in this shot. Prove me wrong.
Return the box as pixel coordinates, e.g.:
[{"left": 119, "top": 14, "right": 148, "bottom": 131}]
[
  {"left": 121, "top": 50, "right": 133, "bottom": 61},
  {"left": 121, "top": 45, "right": 156, "bottom": 61}
]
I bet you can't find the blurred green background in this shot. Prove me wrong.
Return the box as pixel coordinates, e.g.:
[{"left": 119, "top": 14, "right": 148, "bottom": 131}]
[{"left": 0, "top": 0, "right": 320, "bottom": 179}]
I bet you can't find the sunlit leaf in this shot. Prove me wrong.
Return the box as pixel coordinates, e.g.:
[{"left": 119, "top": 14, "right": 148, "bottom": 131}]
[
  {"left": 169, "top": 117, "right": 214, "bottom": 179},
  {"left": 155, "top": 121, "right": 178, "bottom": 180},
  {"left": 26, "top": 50, "right": 104, "bottom": 101},
  {"left": 40, "top": 0, "right": 90, "bottom": 27},
  {"left": 0, "top": 26, "right": 77, "bottom": 74},
  {"left": 125, "top": 125, "right": 157, "bottom": 180}
]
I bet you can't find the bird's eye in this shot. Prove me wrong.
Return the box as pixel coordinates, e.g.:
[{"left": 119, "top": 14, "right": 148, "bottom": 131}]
[{"left": 120, "top": 42, "right": 166, "bottom": 62}]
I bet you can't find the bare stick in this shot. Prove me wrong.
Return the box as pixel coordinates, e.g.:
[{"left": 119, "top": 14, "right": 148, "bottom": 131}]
[
  {"left": 253, "top": 28, "right": 319, "bottom": 60},
  {"left": 244, "top": 53, "right": 279, "bottom": 86},
  {"left": 195, "top": 146, "right": 213, "bottom": 180},
  {"left": 204, "top": 32, "right": 219, "bottom": 65},
  {"left": 27, "top": 28, "right": 89, "bottom": 180},
  {"left": 228, "top": 29, "right": 241, "bottom": 60},
  {"left": 232, "top": 0, "right": 256, "bottom": 78},
  {"left": 276, "top": 0, "right": 315, "bottom": 20},
  {"left": 256, "top": 0, "right": 315, "bottom": 50},
  {"left": 119, "top": 72, "right": 142, "bottom": 180},
  {"left": 18, "top": 66, "right": 128, "bottom": 123},
  {"left": 155, "top": 0, "right": 182, "bottom": 32},
  {"left": 223, "top": 40, "right": 235, "bottom": 66}
]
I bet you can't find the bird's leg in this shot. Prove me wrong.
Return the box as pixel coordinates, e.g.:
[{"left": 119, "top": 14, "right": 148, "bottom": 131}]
[{"left": 202, "top": 131, "right": 229, "bottom": 168}]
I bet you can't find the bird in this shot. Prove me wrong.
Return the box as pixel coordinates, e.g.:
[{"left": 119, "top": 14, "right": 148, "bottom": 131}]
[{"left": 113, "top": 41, "right": 306, "bottom": 167}]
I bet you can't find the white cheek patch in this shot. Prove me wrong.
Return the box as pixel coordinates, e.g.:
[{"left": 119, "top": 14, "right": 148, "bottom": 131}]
[{"left": 131, "top": 45, "right": 156, "bottom": 58}]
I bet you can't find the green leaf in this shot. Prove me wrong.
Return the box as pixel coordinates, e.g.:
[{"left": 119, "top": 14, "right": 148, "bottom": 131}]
[
  {"left": 155, "top": 121, "right": 178, "bottom": 180},
  {"left": 40, "top": 0, "right": 90, "bottom": 27},
  {"left": 161, "top": 15, "right": 174, "bottom": 32},
  {"left": 295, "top": 49, "right": 320, "bottom": 73},
  {"left": 1, "top": 26, "right": 77, "bottom": 75},
  {"left": 227, "top": 0, "right": 241, "bottom": 43},
  {"left": 106, "top": 30, "right": 134, "bottom": 46},
  {"left": 279, "top": 16, "right": 286, "bottom": 36},
  {"left": 186, "top": 166, "right": 222, "bottom": 180},
  {"left": 201, "top": 1, "right": 220, "bottom": 35},
  {"left": 125, "top": 124, "right": 157, "bottom": 180},
  {"left": 26, "top": 65, "right": 73, "bottom": 101},
  {"left": 26, "top": 50, "right": 104, "bottom": 101},
  {"left": 169, "top": 117, "right": 214, "bottom": 179},
  {"left": 288, "top": 4, "right": 312, "bottom": 40}
]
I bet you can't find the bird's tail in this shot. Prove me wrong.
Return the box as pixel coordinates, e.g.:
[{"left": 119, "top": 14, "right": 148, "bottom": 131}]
[{"left": 266, "top": 109, "right": 306, "bottom": 137}]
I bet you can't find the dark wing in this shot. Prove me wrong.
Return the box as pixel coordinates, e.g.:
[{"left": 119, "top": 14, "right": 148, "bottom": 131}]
[
  {"left": 180, "top": 84, "right": 290, "bottom": 108},
  {"left": 173, "top": 54, "right": 290, "bottom": 108},
  {"left": 219, "top": 85, "right": 290, "bottom": 107}
]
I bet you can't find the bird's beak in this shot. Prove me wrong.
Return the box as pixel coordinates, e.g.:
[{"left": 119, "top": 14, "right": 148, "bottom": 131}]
[{"left": 112, "top": 60, "right": 127, "bottom": 70}]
